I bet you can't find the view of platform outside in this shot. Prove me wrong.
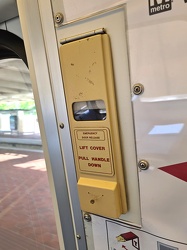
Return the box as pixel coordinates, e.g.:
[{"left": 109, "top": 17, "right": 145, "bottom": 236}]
[
  {"left": 0, "top": 57, "right": 60, "bottom": 249},
  {"left": 0, "top": 110, "right": 39, "bottom": 134},
  {"left": 0, "top": 58, "right": 41, "bottom": 148}
]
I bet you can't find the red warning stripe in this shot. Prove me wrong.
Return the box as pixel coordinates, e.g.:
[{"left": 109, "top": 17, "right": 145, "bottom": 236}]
[{"left": 159, "top": 162, "right": 187, "bottom": 182}]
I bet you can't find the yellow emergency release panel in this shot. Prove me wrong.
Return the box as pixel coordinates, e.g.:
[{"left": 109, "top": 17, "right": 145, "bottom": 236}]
[{"left": 60, "top": 32, "right": 127, "bottom": 218}]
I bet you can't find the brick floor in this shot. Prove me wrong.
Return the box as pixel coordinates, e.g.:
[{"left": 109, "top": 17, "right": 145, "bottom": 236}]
[{"left": 0, "top": 148, "right": 60, "bottom": 250}]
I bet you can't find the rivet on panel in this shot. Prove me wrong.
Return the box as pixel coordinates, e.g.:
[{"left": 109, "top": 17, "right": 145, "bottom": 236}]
[
  {"left": 54, "top": 12, "right": 64, "bottom": 25},
  {"left": 84, "top": 213, "right": 92, "bottom": 222},
  {"left": 138, "top": 159, "right": 149, "bottom": 170},
  {"left": 76, "top": 234, "right": 81, "bottom": 240},
  {"left": 59, "top": 123, "right": 64, "bottom": 129},
  {"left": 133, "top": 83, "right": 144, "bottom": 95}
]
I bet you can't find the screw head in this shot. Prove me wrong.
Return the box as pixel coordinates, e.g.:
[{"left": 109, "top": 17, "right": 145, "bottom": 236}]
[
  {"left": 84, "top": 213, "right": 92, "bottom": 222},
  {"left": 54, "top": 12, "right": 64, "bottom": 25},
  {"left": 133, "top": 83, "right": 144, "bottom": 95},
  {"left": 138, "top": 159, "right": 149, "bottom": 170},
  {"left": 59, "top": 123, "right": 64, "bottom": 129},
  {"left": 76, "top": 234, "right": 81, "bottom": 240}
]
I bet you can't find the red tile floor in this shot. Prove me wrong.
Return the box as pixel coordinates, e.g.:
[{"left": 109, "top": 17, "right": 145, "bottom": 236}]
[{"left": 0, "top": 148, "right": 60, "bottom": 250}]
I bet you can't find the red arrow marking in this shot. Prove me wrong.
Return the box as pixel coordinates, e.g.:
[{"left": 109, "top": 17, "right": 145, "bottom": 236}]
[{"left": 159, "top": 162, "right": 187, "bottom": 182}]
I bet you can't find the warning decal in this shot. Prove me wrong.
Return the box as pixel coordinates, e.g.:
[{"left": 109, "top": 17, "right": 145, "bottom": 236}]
[
  {"left": 74, "top": 128, "right": 114, "bottom": 175},
  {"left": 116, "top": 232, "right": 140, "bottom": 250},
  {"left": 105, "top": 220, "right": 141, "bottom": 250}
]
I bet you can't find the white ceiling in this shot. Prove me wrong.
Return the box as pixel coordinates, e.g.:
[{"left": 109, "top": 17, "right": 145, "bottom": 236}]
[
  {"left": 0, "top": 58, "right": 33, "bottom": 103},
  {"left": 0, "top": 1, "right": 33, "bottom": 103},
  {"left": 0, "top": 0, "right": 18, "bottom": 23}
]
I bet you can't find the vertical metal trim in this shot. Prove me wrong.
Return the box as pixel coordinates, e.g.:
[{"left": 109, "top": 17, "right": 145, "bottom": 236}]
[
  {"left": 17, "top": 0, "right": 80, "bottom": 249},
  {"left": 37, "top": 0, "right": 88, "bottom": 249}
]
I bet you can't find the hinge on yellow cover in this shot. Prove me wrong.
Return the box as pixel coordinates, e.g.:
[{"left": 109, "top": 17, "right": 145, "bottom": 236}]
[{"left": 60, "top": 28, "right": 105, "bottom": 44}]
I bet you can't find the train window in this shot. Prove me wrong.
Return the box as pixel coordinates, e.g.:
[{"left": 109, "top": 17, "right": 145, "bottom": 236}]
[
  {"left": 0, "top": 58, "right": 38, "bottom": 138},
  {"left": 0, "top": 30, "right": 60, "bottom": 249}
]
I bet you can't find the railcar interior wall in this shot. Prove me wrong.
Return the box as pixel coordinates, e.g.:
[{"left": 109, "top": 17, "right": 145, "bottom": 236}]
[{"left": 1, "top": 0, "right": 187, "bottom": 249}]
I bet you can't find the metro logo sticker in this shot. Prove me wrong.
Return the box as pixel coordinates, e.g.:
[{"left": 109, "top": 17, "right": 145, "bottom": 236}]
[
  {"left": 74, "top": 129, "right": 114, "bottom": 175},
  {"left": 149, "top": 0, "right": 187, "bottom": 15},
  {"left": 148, "top": 0, "right": 172, "bottom": 15}
]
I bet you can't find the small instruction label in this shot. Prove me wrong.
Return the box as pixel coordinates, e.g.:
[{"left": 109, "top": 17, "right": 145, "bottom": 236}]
[
  {"left": 77, "top": 130, "right": 105, "bottom": 140},
  {"left": 74, "top": 129, "right": 114, "bottom": 175}
]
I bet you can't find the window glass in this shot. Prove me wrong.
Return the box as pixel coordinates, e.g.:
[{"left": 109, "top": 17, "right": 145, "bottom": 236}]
[
  {"left": 0, "top": 58, "right": 60, "bottom": 250},
  {"left": 73, "top": 100, "right": 106, "bottom": 121}
]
